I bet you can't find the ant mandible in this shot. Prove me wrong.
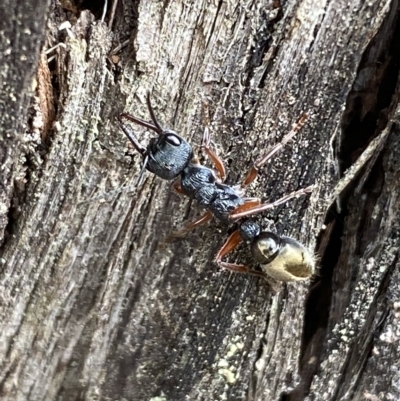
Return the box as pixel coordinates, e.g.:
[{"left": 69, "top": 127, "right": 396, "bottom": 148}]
[{"left": 118, "top": 92, "right": 315, "bottom": 282}]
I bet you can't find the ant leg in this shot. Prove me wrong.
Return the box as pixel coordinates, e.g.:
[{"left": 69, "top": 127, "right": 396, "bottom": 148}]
[
  {"left": 242, "top": 113, "right": 309, "bottom": 186},
  {"left": 230, "top": 186, "right": 313, "bottom": 220},
  {"left": 172, "top": 178, "right": 186, "bottom": 195},
  {"left": 168, "top": 211, "right": 213, "bottom": 239},
  {"left": 215, "top": 230, "right": 267, "bottom": 278},
  {"left": 229, "top": 198, "right": 262, "bottom": 216},
  {"left": 201, "top": 127, "right": 227, "bottom": 181}
]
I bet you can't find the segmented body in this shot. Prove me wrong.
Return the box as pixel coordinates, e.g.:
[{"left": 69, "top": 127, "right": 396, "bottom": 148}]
[
  {"left": 180, "top": 163, "right": 245, "bottom": 222},
  {"left": 118, "top": 92, "right": 315, "bottom": 281}
]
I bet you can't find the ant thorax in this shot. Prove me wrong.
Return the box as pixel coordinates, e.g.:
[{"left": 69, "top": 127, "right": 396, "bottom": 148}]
[
  {"left": 181, "top": 163, "right": 245, "bottom": 222},
  {"left": 118, "top": 92, "right": 313, "bottom": 281},
  {"left": 180, "top": 163, "right": 219, "bottom": 198}
]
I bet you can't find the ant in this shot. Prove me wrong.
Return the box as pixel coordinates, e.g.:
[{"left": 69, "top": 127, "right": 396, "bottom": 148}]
[{"left": 118, "top": 92, "right": 315, "bottom": 282}]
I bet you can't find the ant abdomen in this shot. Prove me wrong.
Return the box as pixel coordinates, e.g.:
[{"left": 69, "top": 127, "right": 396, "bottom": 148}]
[{"left": 251, "top": 232, "right": 315, "bottom": 282}]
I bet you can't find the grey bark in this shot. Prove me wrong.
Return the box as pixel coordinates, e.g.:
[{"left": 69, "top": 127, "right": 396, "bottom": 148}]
[
  {"left": 0, "top": 0, "right": 50, "bottom": 243},
  {"left": 1, "top": 1, "right": 400, "bottom": 401}
]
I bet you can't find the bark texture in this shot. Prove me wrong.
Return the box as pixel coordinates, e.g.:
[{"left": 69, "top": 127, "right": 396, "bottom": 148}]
[{"left": 1, "top": 0, "right": 400, "bottom": 400}]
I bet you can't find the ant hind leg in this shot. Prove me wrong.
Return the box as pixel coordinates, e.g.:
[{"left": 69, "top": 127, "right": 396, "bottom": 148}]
[
  {"left": 215, "top": 230, "right": 267, "bottom": 278},
  {"left": 167, "top": 210, "right": 214, "bottom": 240}
]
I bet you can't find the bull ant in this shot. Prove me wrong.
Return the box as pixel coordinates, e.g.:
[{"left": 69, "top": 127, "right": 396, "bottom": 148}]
[{"left": 118, "top": 92, "right": 315, "bottom": 282}]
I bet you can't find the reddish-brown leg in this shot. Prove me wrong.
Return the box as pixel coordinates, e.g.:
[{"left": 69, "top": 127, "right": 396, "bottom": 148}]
[
  {"left": 215, "top": 230, "right": 266, "bottom": 278},
  {"left": 243, "top": 113, "right": 309, "bottom": 186},
  {"left": 168, "top": 211, "right": 214, "bottom": 239},
  {"left": 230, "top": 186, "right": 313, "bottom": 220},
  {"left": 229, "top": 198, "right": 262, "bottom": 216},
  {"left": 201, "top": 127, "right": 227, "bottom": 181},
  {"left": 172, "top": 178, "right": 186, "bottom": 195}
]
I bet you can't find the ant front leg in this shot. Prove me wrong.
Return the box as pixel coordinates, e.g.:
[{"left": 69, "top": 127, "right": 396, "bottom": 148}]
[
  {"left": 215, "top": 230, "right": 267, "bottom": 278},
  {"left": 242, "top": 113, "right": 309, "bottom": 186}
]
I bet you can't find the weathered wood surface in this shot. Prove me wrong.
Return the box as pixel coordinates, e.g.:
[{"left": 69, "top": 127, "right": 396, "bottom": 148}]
[
  {"left": 1, "top": 0, "right": 400, "bottom": 400},
  {"left": 0, "top": 0, "right": 50, "bottom": 243}
]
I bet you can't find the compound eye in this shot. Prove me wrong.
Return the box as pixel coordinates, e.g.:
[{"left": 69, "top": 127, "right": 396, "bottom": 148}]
[{"left": 165, "top": 133, "right": 182, "bottom": 146}]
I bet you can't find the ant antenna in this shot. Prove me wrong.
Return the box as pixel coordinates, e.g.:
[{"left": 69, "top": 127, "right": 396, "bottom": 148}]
[
  {"left": 117, "top": 116, "right": 150, "bottom": 186},
  {"left": 117, "top": 115, "right": 147, "bottom": 155},
  {"left": 136, "top": 154, "right": 149, "bottom": 187},
  {"left": 118, "top": 90, "right": 165, "bottom": 136},
  {"left": 146, "top": 90, "right": 163, "bottom": 133}
]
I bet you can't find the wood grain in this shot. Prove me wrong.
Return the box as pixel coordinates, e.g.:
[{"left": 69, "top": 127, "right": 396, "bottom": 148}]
[{"left": 1, "top": 0, "right": 399, "bottom": 400}]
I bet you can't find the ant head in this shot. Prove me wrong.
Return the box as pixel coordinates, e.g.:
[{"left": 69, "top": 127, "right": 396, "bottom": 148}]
[
  {"left": 147, "top": 129, "right": 193, "bottom": 179},
  {"left": 118, "top": 91, "right": 194, "bottom": 181}
]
